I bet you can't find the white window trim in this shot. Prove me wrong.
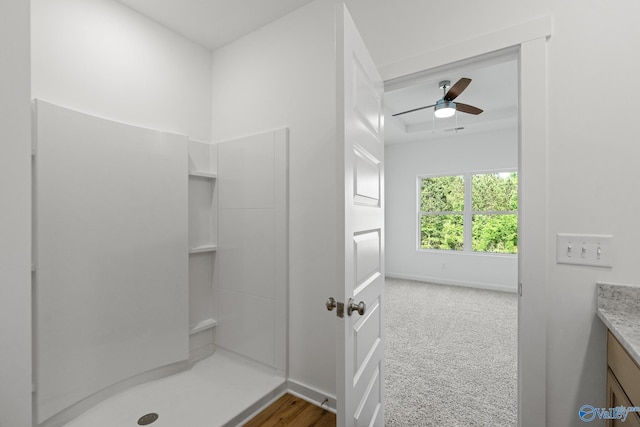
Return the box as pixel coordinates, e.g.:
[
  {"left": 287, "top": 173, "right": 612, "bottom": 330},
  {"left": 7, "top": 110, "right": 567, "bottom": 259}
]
[{"left": 417, "top": 169, "right": 518, "bottom": 255}]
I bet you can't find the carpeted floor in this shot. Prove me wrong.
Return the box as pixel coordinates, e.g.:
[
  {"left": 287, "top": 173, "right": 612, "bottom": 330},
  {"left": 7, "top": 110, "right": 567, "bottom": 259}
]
[{"left": 384, "top": 278, "right": 517, "bottom": 427}]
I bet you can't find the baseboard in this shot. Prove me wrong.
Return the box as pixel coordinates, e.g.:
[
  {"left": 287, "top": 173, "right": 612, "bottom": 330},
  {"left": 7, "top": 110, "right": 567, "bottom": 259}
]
[
  {"left": 385, "top": 272, "right": 517, "bottom": 294},
  {"left": 224, "top": 382, "right": 288, "bottom": 427},
  {"left": 231, "top": 379, "right": 336, "bottom": 426},
  {"left": 286, "top": 379, "right": 336, "bottom": 414}
]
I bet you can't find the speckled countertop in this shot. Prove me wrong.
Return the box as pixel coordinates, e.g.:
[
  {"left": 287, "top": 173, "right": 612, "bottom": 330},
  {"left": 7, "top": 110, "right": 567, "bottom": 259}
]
[{"left": 597, "top": 282, "right": 640, "bottom": 365}]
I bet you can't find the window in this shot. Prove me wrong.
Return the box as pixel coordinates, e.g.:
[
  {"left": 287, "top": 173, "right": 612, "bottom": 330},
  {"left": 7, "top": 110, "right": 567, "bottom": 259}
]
[
  {"left": 419, "top": 171, "right": 518, "bottom": 254},
  {"left": 419, "top": 175, "right": 464, "bottom": 251},
  {"left": 471, "top": 172, "right": 518, "bottom": 253}
]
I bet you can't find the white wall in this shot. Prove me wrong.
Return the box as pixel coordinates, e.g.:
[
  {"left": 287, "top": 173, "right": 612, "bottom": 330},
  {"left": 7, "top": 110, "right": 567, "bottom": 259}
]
[
  {"left": 210, "top": 0, "right": 338, "bottom": 398},
  {"left": 0, "top": 2, "right": 32, "bottom": 426},
  {"left": 386, "top": 128, "right": 518, "bottom": 292},
  {"left": 32, "top": 0, "right": 212, "bottom": 142},
  {"left": 346, "top": 0, "right": 640, "bottom": 425}
]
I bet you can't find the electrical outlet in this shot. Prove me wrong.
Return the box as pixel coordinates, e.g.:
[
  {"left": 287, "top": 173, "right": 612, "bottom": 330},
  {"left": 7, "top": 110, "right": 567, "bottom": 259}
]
[{"left": 556, "top": 234, "right": 613, "bottom": 268}]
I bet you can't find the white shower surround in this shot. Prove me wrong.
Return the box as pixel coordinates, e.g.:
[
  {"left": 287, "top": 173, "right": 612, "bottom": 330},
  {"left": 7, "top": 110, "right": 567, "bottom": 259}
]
[
  {"left": 33, "top": 100, "right": 190, "bottom": 424},
  {"left": 32, "top": 103, "right": 290, "bottom": 426}
]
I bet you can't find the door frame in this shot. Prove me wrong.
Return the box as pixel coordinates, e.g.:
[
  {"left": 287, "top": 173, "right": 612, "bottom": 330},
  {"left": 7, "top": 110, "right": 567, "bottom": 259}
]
[{"left": 379, "top": 16, "right": 551, "bottom": 427}]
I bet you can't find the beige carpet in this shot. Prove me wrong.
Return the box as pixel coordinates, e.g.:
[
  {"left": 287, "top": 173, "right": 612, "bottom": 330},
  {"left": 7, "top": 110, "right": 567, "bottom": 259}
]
[{"left": 384, "top": 278, "right": 517, "bottom": 426}]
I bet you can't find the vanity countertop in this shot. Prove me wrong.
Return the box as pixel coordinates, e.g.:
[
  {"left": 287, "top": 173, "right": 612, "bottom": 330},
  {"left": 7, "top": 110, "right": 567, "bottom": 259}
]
[{"left": 597, "top": 282, "right": 640, "bottom": 366}]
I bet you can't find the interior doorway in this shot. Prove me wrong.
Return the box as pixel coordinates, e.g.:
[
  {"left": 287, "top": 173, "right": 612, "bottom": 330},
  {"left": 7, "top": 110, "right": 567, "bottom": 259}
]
[
  {"left": 382, "top": 49, "right": 520, "bottom": 425},
  {"left": 383, "top": 52, "right": 519, "bottom": 292}
]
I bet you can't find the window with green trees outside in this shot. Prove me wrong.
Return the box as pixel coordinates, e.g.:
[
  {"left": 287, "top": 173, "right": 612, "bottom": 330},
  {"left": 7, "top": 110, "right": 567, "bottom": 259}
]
[{"left": 419, "top": 171, "right": 518, "bottom": 254}]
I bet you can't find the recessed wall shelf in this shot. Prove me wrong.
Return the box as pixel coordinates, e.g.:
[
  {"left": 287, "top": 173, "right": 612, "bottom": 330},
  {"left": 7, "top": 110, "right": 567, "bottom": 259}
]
[
  {"left": 190, "top": 318, "right": 217, "bottom": 335},
  {"left": 189, "top": 170, "right": 217, "bottom": 179},
  {"left": 188, "top": 139, "right": 217, "bottom": 361},
  {"left": 189, "top": 245, "right": 217, "bottom": 254}
]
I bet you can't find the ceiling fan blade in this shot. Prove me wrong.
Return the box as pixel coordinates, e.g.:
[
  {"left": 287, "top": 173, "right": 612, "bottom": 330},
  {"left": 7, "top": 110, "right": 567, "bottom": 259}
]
[
  {"left": 455, "top": 102, "right": 483, "bottom": 115},
  {"left": 444, "top": 78, "right": 471, "bottom": 101},
  {"left": 392, "top": 104, "right": 436, "bottom": 117}
]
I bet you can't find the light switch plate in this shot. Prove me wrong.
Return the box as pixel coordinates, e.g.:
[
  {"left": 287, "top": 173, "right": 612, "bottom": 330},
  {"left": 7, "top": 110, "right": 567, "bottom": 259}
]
[{"left": 556, "top": 233, "right": 613, "bottom": 268}]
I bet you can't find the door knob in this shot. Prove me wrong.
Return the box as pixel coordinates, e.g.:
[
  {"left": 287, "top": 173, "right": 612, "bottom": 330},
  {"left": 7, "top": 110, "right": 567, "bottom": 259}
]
[
  {"left": 347, "top": 298, "right": 366, "bottom": 316},
  {"left": 327, "top": 297, "right": 365, "bottom": 317}
]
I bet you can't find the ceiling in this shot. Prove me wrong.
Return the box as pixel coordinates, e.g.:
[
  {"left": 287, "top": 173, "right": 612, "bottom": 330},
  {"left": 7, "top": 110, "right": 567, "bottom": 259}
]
[
  {"left": 115, "top": 1, "right": 518, "bottom": 145},
  {"left": 385, "top": 58, "right": 518, "bottom": 145},
  {"left": 116, "top": 0, "right": 315, "bottom": 51}
]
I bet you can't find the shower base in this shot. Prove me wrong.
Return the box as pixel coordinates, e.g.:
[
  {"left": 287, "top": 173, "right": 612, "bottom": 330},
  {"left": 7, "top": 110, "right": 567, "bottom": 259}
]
[{"left": 60, "top": 349, "right": 286, "bottom": 427}]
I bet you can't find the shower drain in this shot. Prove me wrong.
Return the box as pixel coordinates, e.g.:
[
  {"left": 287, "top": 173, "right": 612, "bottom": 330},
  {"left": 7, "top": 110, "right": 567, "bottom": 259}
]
[{"left": 137, "top": 413, "right": 159, "bottom": 425}]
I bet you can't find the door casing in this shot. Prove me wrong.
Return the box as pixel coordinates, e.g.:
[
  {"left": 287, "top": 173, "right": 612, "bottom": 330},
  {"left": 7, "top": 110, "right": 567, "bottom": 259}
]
[{"left": 379, "top": 18, "right": 551, "bottom": 427}]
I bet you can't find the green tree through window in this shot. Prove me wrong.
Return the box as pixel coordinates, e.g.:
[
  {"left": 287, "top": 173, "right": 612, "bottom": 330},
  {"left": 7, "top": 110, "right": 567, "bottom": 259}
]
[
  {"left": 420, "top": 176, "right": 464, "bottom": 250},
  {"left": 472, "top": 172, "right": 518, "bottom": 253},
  {"left": 419, "top": 172, "right": 518, "bottom": 254}
]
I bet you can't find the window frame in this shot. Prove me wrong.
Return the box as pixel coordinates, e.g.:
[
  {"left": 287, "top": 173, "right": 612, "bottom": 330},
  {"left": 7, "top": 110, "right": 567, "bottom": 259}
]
[{"left": 416, "top": 169, "right": 518, "bottom": 255}]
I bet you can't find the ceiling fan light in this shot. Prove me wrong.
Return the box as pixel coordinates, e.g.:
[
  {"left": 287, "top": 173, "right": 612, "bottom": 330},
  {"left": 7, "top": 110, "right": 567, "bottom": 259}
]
[
  {"left": 435, "top": 106, "right": 455, "bottom": 118},
  {"left": 434, "top": 100, "right": 456, "bottom": 118}
]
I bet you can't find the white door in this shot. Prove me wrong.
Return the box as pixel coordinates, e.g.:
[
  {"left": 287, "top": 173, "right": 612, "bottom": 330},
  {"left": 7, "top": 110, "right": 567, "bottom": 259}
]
[{"left": 333, "top": 5, "right": 385, "bottom": 427}]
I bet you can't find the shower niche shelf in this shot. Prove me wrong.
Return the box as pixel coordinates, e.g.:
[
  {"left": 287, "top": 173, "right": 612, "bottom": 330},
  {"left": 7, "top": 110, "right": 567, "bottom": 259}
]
[
  {"left": 189, "top": 244, "right": 217, "bottom": 254},
  {"left": 188, "top": 140, "right": 218, "bottom": 361},
  {"left": 190, "top": 318, "right": 218, "bottom": 335},
  {"left": 189, "top": 170, "right": 217, "bottom": 179},
  {"left": 189, "top": 171, "right": 216, "bottom": 250}
]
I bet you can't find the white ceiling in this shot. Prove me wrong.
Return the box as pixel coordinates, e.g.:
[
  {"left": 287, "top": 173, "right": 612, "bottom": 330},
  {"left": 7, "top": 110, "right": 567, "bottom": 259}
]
[
  {"left": 114, "top": 1, "right": 518, "bottom": 145},
  {"left": 385, "top": 57, "right": 518, "bottom": 145},
  {"left": 116, "top": 0, "right": 315, "bottom": 51}
]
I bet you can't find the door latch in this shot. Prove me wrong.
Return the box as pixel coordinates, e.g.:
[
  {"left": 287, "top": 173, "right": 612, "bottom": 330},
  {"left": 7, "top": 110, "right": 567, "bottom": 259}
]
[
  {"left": 326, "top": 297, "right": 366, "bottom": 318},
  {"left": 326, "top": 297, "right": 344, "bottom": 318}
]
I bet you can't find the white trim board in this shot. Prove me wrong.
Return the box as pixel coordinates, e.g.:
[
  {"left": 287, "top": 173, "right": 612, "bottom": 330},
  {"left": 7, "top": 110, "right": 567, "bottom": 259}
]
[
  {"left": 386, "top": 273, "right": 518, "bottom": 294},
  {"left": 379, "top": 15, "right": 552, "bottom": 82},
  {"left": 380, "top": 19, "right": 550, "bottom": 427},
  {"left": 286, "top": 379, "right": 337, "bottom": 414},
  {"left": 230, "top": 380, "right": 337, "bottom": 426},
  {"left": 222, "top": 383, "right": 288, "bottom": 427},
  {"left": 516, "top": 36, "right": 548, "bottom": 427}
]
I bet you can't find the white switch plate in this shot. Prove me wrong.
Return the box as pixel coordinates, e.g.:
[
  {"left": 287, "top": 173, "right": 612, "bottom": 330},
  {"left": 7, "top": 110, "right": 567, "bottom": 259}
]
[{"left": 556, "top": 233, "right": 613, "bottom": 268}]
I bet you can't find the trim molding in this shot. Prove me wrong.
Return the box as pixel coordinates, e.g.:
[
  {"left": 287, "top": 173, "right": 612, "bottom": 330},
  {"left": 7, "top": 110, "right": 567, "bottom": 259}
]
[
  {"left": 229, "top": 380, "right": 336, "bottom": 426},
  {"left": 386, "top": 273, "right": 517, "bottom": 294},
  {"left": 287, "top": 379, "right": 337, "bottom": 414},
  {"left": 380, "top": 15, "right": 552, "bottom": 82},
  {"left": 378, "top": 19, "right": 550, "bottom": 427},
  {"left": 222, "top": 382, "right": 288, "bottom": 427}
]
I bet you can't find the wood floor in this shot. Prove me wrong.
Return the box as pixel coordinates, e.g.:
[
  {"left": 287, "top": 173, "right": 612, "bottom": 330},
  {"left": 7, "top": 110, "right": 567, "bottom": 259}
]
[{"left": 243, "top": 393, "right": 336, "bottom": 427}]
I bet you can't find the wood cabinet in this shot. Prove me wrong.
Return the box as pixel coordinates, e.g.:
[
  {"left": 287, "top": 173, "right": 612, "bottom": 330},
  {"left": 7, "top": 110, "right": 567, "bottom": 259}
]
[{"left": 606, "top": 331, "right": 640, "bottom": 427}]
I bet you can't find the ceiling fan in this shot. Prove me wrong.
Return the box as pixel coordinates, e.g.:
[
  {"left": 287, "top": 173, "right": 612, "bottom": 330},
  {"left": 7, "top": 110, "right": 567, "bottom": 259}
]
[{"left": 392, "top": 78, "right": 483, "bottom": 118}]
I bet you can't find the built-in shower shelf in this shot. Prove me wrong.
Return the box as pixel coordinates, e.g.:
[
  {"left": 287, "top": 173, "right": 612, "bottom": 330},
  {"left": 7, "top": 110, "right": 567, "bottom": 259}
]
[
  {"left": 189, "top": 170, "right": 217, "bottom": 179},
  {"left": 190, "top": 318, "right": 217, "bottom": 335},
  {"left": 189, "top": 245, "right": 217, "bottom": 254}
]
